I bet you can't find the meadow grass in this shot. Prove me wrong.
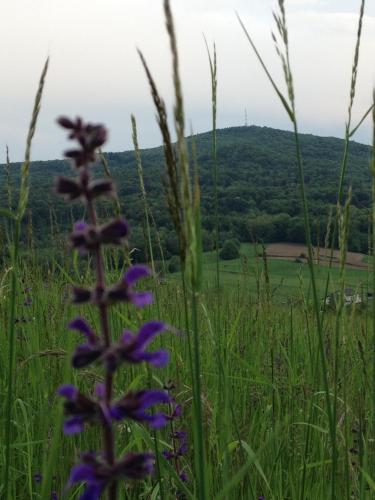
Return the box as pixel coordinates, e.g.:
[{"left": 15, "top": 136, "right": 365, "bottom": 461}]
[{"left": 1, "top": 258, "right": 375, "bottom": 498}]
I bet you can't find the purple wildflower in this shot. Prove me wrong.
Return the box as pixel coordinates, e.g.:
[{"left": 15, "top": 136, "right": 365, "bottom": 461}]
[
  {"left": 71, "top": 265, "right": 153, "bottom": 307},
  {"left": 110, "top": 390, "right": 170, "bottom": 428},
  {"left": 57, "top": 116, "right": 107, "bottom": 168},
  {"left": 33, "top": 473, "right": 42, "bottom": 483},
  {"left": 162, "top": 431, "right": 188, "bottom": 460},
  {"left": 58, "top": 385, "right": 101, "bottom": 434},
  {"left": 57, "top": 116, "right": 172, "bottom": 497},
  {"left": 179, "top": 471, "right": 188, "bottom": 483},
  {"left": 103, "top": 321, "right": 169, "bottom": 373},
  {"left": 55, "top": 176, "right": 114, "bottom": 201},
  {"left": 70, "top": 219, "right": 128, "bottom": 254},
  {"left": 70, "top": 452, "right": 154, "bottom": 499},
  {"left": 68, "top": 317, "right": 104, "bottom": 369},
  {"left": 105, "top": 265, "right": 153, "bottom": 307}
]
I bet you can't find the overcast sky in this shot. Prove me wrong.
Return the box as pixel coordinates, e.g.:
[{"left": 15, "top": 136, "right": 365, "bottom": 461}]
[{"left": 1, "top": 0, "right": 375, "bottom": 162}]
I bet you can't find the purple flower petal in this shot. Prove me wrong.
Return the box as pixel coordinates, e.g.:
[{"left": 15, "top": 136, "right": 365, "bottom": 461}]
[
  {"left": 162, "top": 450, "right": 174, "bottom": 461},
  {"left": 121, "top": 331, "right": 133, "bottom": 344},
  {"left": 55, "top": 176, "right": 82, "bottom": 199},
  {"left": 70, "top": 463, "right": 95, "bottom": 483},
  {"left": 95, "top": 383, "right": 105, "bottom": 399},
  {"left": 88, "top": 179, "right": 114, "bottom": 199},
  {"left": 80, "top": 483, "right": 104, "bottom": 500},
  {"left": 109, "top": 406, "right": 123, "bottom": 421},
  {"left": 72, "top": 344, "right": 103, "bottom": 369},
  {"left": 130, "top": 291, "right": 153, "bottom": 308},
  {"left": 99, "top": 219, "right": 128, "bottom": 244},
  {"left": 147, "top": 413, "right": 168, "bottom": 429},
  {"left": 58, "top": 384, "right": 78, "bottom": 400},
  {"left": 74, "top": 220, "right": 87, "bottom": 231},
  {"left": 124, "top": 265, "right": 150, "bottom": 286},
  {"left": 64, "top": 417, "right": 84, "bottom": 435},
  {"left": 69, "top": 317, "right": 97, "bottom": 343},
  {"left": 137, "top": 321, "right": 166, "bottom": 346},
  {"left": 116, "top": 452, "right": 154, "bottom": 479},
  {"left": 172, "top": 404, "right": 183, "bottom": 418},
  {"left": 139, "top": 390, "right": 170, "bottom": 408},
  {"left": 72, "top": 287, "right": 92, "bottom": 304},
  {"left": 180, "top": 471, "right": 188, "bottom": 482},
  {"left": 140, "top": 350, "right": 169, "bottom": 368}
]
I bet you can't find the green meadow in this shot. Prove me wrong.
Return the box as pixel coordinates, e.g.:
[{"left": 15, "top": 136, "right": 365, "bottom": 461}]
[{"left": 189, "top": 244, "right": 370, "bottom": 300}]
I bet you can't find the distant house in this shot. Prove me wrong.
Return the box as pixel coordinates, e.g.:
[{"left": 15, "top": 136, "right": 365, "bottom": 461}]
[{"left": 324, "top": 288, "right": 372, "bottom": 309}]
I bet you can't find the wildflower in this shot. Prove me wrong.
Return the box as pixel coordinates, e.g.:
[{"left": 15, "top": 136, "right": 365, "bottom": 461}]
[
  {"left": 55, "top": 177, "right": 114, "bottom": 201},
  {"left": 58, "top": 385, "right": 101, "bottom": 434},
  {"left": 70, "top": 219, "right": 128, "bottom": 253},
  {"left": 57, "top": 116, "right": 107, "bottom": 168},
  {"left": 110, "top": 390, "right": 170, "bottom": 428},
  {"left": 162, "top": 431, "right": 188, "bottom": 460},
  {"left": 71, "top": 265, "right": 153, "bottom": 307},
  {"left": 57, "top": 116, "right": 171, "bottom": 498},
  {"left": 33, "top": 473, "right": 42, "bottom": 483},
  {"left": 70, "top": 452, "right": 154, "bottom": 499},
  {"left": 103, "top": 321, "right": 169, "bottom": 373},
  {"left": 69, "top": 317, "right": 104, "bottom": 369},
  {"left": 162, "top": 384, "right": 189, "bottom": 489},
  {"left": 179, "top": 471, "right": 188, "bottom": 483},
  {"left": 105, "top": 265, "right": 153, "bottom": 307}
]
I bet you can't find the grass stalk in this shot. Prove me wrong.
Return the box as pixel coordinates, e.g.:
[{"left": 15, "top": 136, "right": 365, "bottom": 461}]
[{"left": 3, "top": 57, "right": 48, "bottom": 500}]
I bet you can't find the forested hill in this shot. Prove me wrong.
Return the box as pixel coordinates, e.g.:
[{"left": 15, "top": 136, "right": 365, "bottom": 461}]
[{"left": 1, "top": 125, "right": 372, "bottom": 258}]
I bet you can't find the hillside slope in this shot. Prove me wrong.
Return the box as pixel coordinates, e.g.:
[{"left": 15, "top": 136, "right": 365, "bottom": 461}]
[{"left": 1, "top": 125, "right": 372, "bottom": 256}]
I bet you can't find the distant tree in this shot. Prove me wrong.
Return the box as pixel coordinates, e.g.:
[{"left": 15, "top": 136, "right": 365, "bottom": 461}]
[
  {"left": 220, "top": 239, "right": 240, "bottom": 260},
  {"left": 168, "top": 255, "right": 181, "bottom": 273}
]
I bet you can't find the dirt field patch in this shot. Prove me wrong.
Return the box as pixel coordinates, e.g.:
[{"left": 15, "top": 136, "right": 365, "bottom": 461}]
[{"left": 266, "top": 243, "right": 368, "bottom": 269}]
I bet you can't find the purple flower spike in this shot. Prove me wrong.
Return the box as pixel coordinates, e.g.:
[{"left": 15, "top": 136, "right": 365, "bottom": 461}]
[
  {"left": 110, "top": 390, "right": 170, "bottom": 428},
  {"left": 57, "top": 116, "right": 173, "bottom": 497},
  {"left": 163, "top": 430, "right": 188, "bottom": 460}
]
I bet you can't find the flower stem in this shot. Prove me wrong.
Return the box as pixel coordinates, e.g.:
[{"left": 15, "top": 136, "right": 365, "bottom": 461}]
[{"left": 84, "top": 167, "right": 117, "bottom": 499}]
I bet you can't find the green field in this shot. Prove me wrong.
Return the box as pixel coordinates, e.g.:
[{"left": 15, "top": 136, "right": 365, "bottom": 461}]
[{"left": 185, "top": 243, "right": 371, "bottom": 301}]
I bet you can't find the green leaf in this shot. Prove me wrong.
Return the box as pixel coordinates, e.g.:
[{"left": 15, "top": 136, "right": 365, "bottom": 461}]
[{"left": 359, "top": 467, "right": 375, "bottom": 491}]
